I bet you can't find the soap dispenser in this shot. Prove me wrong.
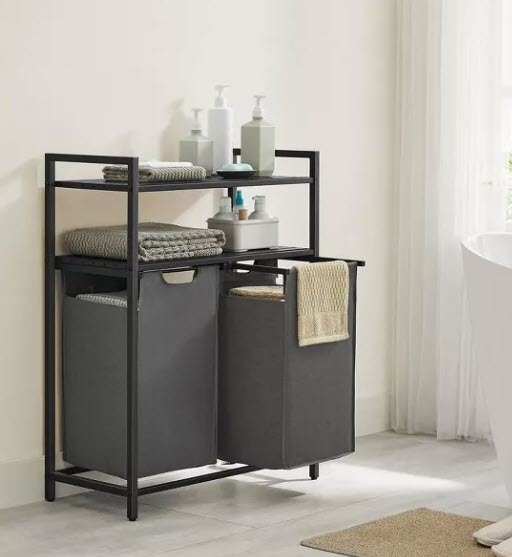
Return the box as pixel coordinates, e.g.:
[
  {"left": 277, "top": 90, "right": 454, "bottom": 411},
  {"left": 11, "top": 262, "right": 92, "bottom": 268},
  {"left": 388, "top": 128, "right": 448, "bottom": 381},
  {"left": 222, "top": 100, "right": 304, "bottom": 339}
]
[
  {"left": 249, "top": 195, "right": 270, "bottom": 220},
  {"left": 208, "top": 85, "right": 234, "bottom": 173},
  {"left": 213, "top": 196, "right": 235, "bottom": 221},
  {"left": 179, "top": 108, "right": 213, "bottom": 176},
  {"left": 241, "top": 95, "right": 275, "bottom": 177}
]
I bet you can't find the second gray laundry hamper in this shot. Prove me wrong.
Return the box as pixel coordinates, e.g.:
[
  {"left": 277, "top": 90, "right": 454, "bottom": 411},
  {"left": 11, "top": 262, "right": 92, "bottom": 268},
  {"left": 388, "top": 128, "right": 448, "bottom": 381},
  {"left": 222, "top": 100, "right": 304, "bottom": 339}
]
[
  {"left": 62, "top": 266, "right": 219, "bottom": 479},
  {"left": 218, "top": 261, "right": 357, "bottom": 470}
]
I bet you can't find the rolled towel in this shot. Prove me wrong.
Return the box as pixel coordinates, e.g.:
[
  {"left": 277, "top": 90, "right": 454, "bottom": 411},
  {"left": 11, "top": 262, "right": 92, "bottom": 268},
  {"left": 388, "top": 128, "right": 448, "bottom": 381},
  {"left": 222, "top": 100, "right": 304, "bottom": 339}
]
[
  {"left": 103, "top": 162, "right": 206, "bottom": 183},
  {"left": 493, "top": 537, "right": 512, "bottom": 557},
  {"left": 474, "top": 515, "right": 512, "bottom": 547},
  {"left": 65, "top": 222, "right": 226, "bottom": 262}
]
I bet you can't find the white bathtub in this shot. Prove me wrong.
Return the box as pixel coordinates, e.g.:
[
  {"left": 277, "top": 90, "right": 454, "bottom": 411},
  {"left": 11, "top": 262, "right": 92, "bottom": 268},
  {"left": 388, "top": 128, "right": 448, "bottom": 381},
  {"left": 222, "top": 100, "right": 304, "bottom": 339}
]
[{"left": 462, "top": 233, "right": 512, "bottom": 501}]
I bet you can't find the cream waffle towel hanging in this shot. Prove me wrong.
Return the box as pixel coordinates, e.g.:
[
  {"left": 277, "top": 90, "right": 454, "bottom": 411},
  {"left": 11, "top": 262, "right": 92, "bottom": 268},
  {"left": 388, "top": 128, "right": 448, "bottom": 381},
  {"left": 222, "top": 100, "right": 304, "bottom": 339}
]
[{"left": 294, "top": 260, "right": 349, "bottom": 347}]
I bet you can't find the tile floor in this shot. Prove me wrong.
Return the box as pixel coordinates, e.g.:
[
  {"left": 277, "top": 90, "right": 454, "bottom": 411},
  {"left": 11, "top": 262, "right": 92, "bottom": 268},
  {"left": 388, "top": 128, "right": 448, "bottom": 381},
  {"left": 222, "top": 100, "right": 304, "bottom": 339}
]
[{"left": 1, "top": 432, "right": 510, "bottom": 556}]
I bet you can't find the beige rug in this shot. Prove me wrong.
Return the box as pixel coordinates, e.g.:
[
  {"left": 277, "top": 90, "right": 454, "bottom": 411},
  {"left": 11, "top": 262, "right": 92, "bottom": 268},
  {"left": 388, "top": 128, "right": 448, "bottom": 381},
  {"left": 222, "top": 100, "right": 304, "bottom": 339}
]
[{"left": 301, "top": 508, "right": 493, "bottom": 556}]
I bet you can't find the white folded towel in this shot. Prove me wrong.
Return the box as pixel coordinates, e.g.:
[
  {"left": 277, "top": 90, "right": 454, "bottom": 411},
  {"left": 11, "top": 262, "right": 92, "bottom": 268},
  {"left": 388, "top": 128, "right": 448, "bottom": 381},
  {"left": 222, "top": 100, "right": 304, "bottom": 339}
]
[{"left": 142, "top": 160, "right": 193, "bottom": 168}]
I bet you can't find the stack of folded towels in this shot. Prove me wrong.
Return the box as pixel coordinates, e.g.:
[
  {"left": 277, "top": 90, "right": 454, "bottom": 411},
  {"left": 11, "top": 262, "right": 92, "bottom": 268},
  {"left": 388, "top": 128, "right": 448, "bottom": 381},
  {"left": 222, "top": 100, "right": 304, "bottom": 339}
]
[
  {"left": 103, "top": 160, "right": 206, "bottom": 183},
  {"left": 65, "top": 222, "right": 226, "bottom": 262}
]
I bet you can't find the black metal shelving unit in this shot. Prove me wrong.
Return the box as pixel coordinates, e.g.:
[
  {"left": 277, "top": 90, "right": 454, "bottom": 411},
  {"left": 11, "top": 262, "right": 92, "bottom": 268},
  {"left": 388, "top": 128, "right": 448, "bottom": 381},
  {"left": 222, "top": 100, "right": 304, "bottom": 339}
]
[{"left": 44, "top": 148, "right": 365, "bottom": 521}]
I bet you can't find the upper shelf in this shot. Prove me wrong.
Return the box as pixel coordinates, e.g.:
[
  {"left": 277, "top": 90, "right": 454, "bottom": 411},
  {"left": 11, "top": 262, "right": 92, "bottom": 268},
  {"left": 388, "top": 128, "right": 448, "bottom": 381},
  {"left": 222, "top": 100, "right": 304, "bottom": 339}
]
[{"left": 54, "top": 175, "right": 313, "bottom": 192}]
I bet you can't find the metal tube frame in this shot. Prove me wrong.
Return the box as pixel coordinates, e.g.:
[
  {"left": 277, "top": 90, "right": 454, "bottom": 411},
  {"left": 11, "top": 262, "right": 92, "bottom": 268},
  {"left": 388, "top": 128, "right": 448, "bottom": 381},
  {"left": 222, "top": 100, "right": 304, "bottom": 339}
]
[{"left": 44, "top": 149, "right": 359, "bottom": 521}]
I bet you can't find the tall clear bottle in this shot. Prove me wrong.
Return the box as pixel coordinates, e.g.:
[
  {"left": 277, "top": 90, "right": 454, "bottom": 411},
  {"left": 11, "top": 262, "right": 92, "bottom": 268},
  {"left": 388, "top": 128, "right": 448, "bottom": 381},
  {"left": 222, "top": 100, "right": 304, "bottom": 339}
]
[
  {"left": 241, "top": 95, "right": 275, "bottom": 176},
  {"left": 208, "top": 85, "right": 233, "bottom": 173}
]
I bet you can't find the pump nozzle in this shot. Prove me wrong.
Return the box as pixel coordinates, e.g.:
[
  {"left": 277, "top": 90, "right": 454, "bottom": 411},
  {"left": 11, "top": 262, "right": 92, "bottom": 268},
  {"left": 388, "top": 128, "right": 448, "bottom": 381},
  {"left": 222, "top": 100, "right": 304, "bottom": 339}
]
[
  {"left": 253, "top": 95, "right": 266, "bottom": 119},
  {"left": 214, "top": 85, "right": 230, "bottom": 107},
  {"left": 191, "top": 108, "right": 203, "bottom": 131}
]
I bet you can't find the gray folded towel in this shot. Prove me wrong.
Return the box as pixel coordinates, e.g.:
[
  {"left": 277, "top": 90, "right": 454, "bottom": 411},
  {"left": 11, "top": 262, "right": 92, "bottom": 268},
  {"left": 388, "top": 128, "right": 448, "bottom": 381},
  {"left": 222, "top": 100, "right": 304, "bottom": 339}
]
[
  {"left": 103, "top": 164, "right": 206, "bottom": 183},
  {"left": 65, "top": 222, "right": 226, "bottom": 262},
  {"left": 76, "top": 291, "right": 129, "bottom": 308}
]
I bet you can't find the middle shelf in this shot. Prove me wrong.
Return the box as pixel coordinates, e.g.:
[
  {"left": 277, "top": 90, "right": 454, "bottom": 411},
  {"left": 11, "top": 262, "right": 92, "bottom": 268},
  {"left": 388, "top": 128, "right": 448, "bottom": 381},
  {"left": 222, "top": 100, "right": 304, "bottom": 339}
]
[{"left": 55, "top": 246, "right": 316, "bottom": 276}]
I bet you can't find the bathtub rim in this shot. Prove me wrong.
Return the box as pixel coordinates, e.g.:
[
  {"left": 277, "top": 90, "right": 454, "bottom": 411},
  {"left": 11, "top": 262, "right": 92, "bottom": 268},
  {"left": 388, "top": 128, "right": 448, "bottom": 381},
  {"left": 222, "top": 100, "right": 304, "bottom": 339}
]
[{"left": 461, "top": 232, "right": 512, "bottom": 272}]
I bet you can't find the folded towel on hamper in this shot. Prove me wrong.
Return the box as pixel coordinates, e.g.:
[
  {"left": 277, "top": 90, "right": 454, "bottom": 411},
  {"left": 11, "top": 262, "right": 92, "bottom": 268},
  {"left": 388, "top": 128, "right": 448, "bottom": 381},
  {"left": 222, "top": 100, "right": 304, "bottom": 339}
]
[
  {"left": 229, "top": 285, "right": 285, "bottom": 301},
  {"left": 102, "top": 162, "right": 205, "bottom": 183},
  {"left": 76, "top": 291, "right": 129, "bottom": 308},
  {"left": 294, "top": 260, "right": 349, "bottom": 347},
  {"left": 65, "top": 222, "right": 226, "bottom": 262}
]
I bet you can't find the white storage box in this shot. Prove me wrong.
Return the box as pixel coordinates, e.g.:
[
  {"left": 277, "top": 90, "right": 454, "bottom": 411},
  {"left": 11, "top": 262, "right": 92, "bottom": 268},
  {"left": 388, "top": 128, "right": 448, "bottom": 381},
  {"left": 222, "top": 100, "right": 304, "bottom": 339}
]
[{"left": 207, "top": 218, "right": 279, "bottom": 252}]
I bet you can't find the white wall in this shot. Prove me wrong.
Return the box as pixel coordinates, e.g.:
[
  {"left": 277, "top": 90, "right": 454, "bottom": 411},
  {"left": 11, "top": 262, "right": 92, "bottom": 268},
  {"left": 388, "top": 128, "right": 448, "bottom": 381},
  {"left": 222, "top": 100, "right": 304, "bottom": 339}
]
[{"left": 0, "top": 0, "right": 396, "bottom": 508}]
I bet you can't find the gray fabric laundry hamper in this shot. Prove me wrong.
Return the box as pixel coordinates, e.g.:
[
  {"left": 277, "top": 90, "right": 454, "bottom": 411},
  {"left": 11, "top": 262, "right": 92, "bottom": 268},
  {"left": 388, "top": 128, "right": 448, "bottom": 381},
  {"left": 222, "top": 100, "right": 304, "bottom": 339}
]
[
  {"left": 218, "top": 262, "right": 356, "bottom": 469},
  {"left": 62, "top": 266, "right": 219, "bottom": 479}
]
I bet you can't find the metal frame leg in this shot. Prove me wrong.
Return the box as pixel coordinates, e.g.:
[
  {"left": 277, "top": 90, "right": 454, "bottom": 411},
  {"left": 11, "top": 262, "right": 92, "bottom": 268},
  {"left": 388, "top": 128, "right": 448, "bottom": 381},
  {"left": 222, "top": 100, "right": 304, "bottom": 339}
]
[
  {"left": 309, "top": 463, "right": 319, "bottom": 480},
  {"left": 44, "top": 156, "right": 56, "bottom": 502},
  {"left": 126, "top": 158, "right": 139, "bottom": 521},
  {"left": 309, "top": 152, "right": 320, "bottom": 256}
]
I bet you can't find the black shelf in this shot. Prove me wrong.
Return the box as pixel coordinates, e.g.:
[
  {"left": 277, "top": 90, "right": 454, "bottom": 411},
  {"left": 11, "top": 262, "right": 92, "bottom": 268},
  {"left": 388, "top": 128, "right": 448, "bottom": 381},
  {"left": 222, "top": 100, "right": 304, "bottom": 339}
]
[
  {"left": 55, "top": 247, "right": 316, "bottom": 276},
  {"left": 54, "top": 175, "right": 312, "bottom": 192}
]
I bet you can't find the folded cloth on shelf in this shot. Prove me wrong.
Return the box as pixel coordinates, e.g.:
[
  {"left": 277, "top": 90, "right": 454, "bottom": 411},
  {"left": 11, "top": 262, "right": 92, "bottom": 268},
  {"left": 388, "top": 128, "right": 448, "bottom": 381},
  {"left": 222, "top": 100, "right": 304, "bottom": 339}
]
[
  {"left": 102, "top": 161, "right": 205, "bottom": 183},
  {"left": 229, "top": 285, "right": 285, "bottom": 301},
  {"left": 76, "top": 291, "right": 129, "bottom": 308},
  {"left": 65, "top": 222, "right": 226, "bottom": 262},
  {"left": 294, "top": 260, "right": 349, "bottom": 347}
]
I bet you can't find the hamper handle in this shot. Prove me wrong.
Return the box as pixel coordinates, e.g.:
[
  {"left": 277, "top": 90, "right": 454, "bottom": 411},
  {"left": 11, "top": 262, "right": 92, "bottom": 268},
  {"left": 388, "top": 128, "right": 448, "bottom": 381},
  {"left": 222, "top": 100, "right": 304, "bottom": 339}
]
[
  {"left": 230, "top": 256, "right": 365, "bottom": 276},
  {"left": 231, "top": 263, "right": 290, "bottom": 276},
  {"left": 161, "top": 268, "right": 198, "bottom": 285}
]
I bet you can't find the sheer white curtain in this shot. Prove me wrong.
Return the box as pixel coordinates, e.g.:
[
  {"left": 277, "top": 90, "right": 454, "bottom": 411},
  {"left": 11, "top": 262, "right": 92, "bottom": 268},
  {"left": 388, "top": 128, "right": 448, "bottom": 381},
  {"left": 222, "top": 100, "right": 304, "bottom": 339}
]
[{"left": 392, "top": 0, "right": 505, "bottom": 439}]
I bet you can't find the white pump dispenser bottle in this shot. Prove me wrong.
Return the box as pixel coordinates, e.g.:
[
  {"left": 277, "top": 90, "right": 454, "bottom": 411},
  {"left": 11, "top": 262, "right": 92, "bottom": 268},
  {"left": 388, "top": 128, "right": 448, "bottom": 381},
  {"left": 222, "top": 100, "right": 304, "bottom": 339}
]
[
  {"left": 208, "top": 85, "right": 233, "bottom": 173},
  {"left": 179, "top": 108, "right": 213, "bottom": 176},
  {"left": 241, "top": 95, "right": 275, "bottom": 177}
]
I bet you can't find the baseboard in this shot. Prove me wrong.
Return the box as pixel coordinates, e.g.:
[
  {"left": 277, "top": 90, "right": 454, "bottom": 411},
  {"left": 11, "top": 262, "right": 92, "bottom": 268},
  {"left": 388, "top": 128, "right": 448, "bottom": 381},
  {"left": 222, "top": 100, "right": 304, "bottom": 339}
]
[
  {"left": 0, "top": 455, "right": 84, "bottom": 510},
  {"left": 355, "top": 392, "right": 391, "bottom": 437}
]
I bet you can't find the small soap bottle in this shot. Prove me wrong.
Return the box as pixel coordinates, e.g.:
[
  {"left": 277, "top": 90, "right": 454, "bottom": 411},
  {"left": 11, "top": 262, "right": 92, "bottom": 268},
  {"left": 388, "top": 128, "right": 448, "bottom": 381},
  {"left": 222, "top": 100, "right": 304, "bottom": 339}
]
[
  {"left": 179, "top": 108, "right": 213, "bottom": 176},
  {"left": 233, "top": 190, "right": 246, "bottom": 220},
  {"left": 241, "top": 95, "right": 275, "bottom": 176},
  {"left": 249, "top": 195, "right": 270, "bottom": 220},
  {"left": 213, "top": 196, "right": 235, "bottom": 221}
]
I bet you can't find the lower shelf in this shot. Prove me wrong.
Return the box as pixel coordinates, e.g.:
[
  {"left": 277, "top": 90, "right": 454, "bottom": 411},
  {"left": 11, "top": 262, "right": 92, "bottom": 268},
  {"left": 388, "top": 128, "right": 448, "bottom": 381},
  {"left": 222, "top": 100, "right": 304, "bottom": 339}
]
[
  {"left": 55, "top": 246, "right": 315, "bottom": 275},
  {"left": 50, "top": 464, "right": 259, "bottom": 497},
  {"left": 49, "top": 461, "right": 319, "bottom": 499}
]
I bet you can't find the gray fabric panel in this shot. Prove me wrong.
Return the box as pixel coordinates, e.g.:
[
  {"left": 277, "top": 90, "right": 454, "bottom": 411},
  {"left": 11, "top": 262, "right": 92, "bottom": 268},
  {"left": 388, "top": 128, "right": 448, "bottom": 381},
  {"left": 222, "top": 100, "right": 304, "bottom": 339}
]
[
  {"left": 218, "top": 295, "right": 286, "bottom": 469},
  {"left": 62, "top": 266, "right": 218, "bottom": 479},
  {"left": 138, "top": 268, "right": 219, "bottom": 477},
  {"left": 62, "top": 298, "right": 127, "bottom": 476},
  {"left": 282, "top": 265, "right": 356, "bottom": 467},
  {"left": 217, "top": 263, "right": 356, "bottom": 469}
]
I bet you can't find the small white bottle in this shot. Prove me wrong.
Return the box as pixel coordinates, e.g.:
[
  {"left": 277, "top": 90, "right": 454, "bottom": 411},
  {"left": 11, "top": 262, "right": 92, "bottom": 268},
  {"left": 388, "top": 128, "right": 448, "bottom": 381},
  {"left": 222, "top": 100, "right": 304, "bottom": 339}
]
[
  {"left": 249, "top": 195, "right": 270, "bottom": 220},
  {"left": 208, "top": 85, "right": 233, "bottom": 173},
  {"left": 241, "top": 95, "right": 275, "bottom": 177},
  {"left": 179, "top": 108, "right": 213, "bottom": 176},
  {"left": 213, "top": 196, "right": 235, "bottom": 221}
]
